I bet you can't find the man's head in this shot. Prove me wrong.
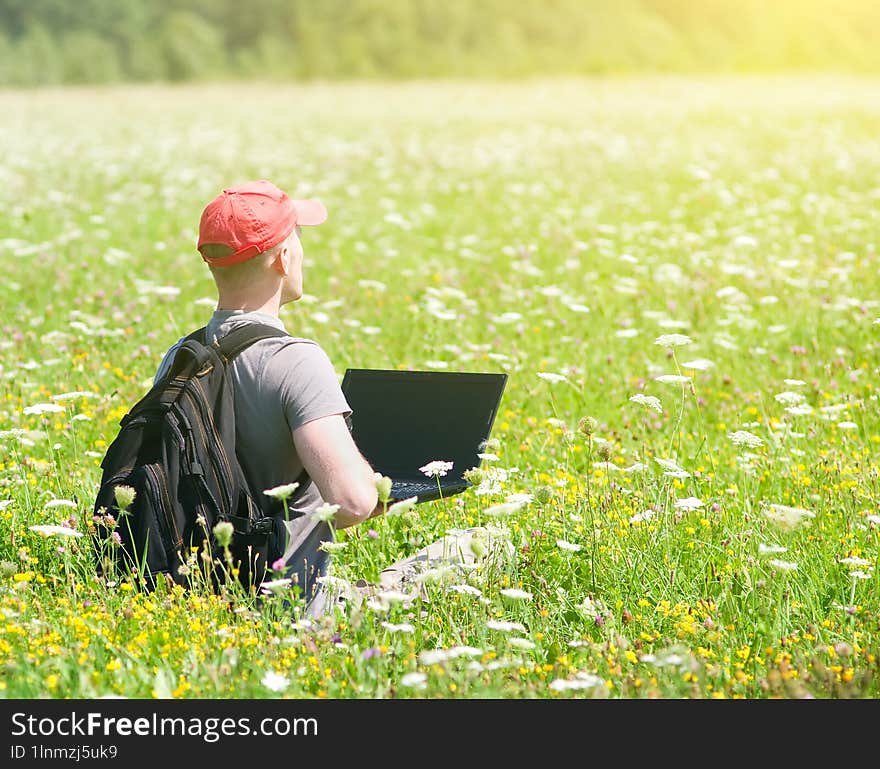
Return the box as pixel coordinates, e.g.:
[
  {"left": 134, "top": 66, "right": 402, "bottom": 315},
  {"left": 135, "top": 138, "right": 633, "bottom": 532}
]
[{"left": 197, "top": 180, "right": 326, "bottom": 306}]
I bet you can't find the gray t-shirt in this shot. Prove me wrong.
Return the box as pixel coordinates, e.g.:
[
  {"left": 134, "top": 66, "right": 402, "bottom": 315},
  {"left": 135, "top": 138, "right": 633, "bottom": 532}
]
[{"left": 154, "top": 309, "right": 352, "bottom": 602}]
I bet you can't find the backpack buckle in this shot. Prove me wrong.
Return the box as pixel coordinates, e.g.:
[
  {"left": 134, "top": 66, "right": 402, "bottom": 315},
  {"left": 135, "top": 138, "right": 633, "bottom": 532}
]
[{"left": 250, "top": 517, "right": 274, "bottom": 535}]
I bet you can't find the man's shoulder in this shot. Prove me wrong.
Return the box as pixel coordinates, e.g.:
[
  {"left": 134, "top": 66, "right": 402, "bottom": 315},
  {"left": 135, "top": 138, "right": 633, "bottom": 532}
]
[
  {"left": 246, "top": 332, "right": 323, "bottom": 362},
  {"left": 258, "top": 335, "right": 338, "bottom": 379},
  {"left": 154, "top": 337, "right": 186, "bottom": 384}
]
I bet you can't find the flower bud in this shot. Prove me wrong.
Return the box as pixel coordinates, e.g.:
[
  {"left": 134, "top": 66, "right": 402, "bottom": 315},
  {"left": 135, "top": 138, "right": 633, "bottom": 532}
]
[
  {"left": 374, "top": 473, "right": 393, "bottom": 504},
  {"left": 213, "top": 520, "right": 234, "bottom": 548},
  {"left": 113, "top": 485, "right": 136, "bottom": 511},
  {"left": 597, "top": 442, "right": 613, "bottom": 462},
  {"left": 534, "top": 485, "right": 553, "bottom": 505},
  {"left": 578, "top": 416, "right": 598, "bottom": 436},
  {"left": 463, "top": 467, "right": 485, "bottom": 485},
  {"left": 311, "top": 503, "right": 340, "bottom": 524}
]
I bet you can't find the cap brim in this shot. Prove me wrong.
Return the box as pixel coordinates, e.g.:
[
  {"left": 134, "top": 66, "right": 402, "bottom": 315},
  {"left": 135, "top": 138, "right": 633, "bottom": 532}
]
[{"left": 293, "top": 198, "right": 327, "bottom": 226}]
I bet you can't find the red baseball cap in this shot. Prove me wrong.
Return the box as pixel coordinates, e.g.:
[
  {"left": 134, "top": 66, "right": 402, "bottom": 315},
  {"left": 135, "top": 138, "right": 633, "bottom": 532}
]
[{"left": 197, "top": 180, "right": 327, "bottom": 266}]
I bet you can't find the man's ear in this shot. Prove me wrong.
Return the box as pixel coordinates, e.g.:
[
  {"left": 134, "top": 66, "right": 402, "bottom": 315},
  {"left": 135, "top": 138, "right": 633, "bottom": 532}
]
[{"left": 272, "top": 246, "right": 290, "bottom": 276}]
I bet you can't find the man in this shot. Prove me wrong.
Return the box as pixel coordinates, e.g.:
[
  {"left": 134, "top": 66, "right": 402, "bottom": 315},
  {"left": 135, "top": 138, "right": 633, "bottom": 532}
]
[
  {"left": 157, "top": 180, "right": 502, "bottom": 617},
  {"left": 154, "top": 180, "right": 382, "bottom": 612}
]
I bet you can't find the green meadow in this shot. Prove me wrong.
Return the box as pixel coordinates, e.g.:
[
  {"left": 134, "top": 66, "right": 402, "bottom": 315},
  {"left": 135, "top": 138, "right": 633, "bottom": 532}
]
[{"left": 1, "top": 76, "right": 879, "bottom": 699}]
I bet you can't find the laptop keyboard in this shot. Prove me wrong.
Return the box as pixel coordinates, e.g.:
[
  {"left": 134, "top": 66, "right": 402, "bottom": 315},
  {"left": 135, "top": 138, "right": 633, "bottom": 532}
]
[{"left": 392, "top": 480, "right": 445, "bottom": 498}]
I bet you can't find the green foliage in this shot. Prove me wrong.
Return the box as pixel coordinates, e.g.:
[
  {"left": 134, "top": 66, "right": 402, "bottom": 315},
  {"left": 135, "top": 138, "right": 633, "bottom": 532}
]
[
  {"left": 160, "top": 11, "right": 226, "bottom": 81},
  {"left": 2, "top": 0, "right": 880, "bottom": 86},
  {"left": 60, "top": 31, "right": 122, "bottom": 84}
]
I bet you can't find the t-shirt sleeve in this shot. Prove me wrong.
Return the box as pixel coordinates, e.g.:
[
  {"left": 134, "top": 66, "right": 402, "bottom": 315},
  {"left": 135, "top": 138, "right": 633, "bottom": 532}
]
[
  {"left": 266, "top": 341, "right": 352, "bottom": 431},
  {"left": 153, "top": 339, "right": 184, "bottom": 384}
]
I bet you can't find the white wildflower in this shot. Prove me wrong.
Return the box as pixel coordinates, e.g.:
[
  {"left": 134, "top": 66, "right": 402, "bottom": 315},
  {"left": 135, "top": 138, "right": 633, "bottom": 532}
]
[
  {"left": 29, "top": 525, "right": 83, "bottom": 538},
  {"left": 483, "top": 502, "right": 523, "bottom": 517},
  {"left": 318, "top": 541, "right": 348, "bottom": 553},
  {"left": 549, "top": 674, "right": 604, "bottom": 691},
  {"left": 839, "top": 556, "right": 872, "bottom": 567},
  {"left": 681, "top": 359, "right": 714, "bottom": 371},
  {"left": 260, "top": 578, "right": 292, "bottom": 595},
  {"left": 261, "top": 671, "right": 290, "bottom": 692},
  {"left": 654, "top": 374, "right": 691, "bottom": 384},
  {"left": 508, "top": 637, "right": 536, "bottom": 650},
  {"left": 758, "top": 543, "right": 788, "bottom": 555},
  {"left": 654, "top": 334, "right": 692, "bottom": 347},
  {"left": 316, "top": 575, "right": 353, "bottom": 592},
  {"left": 629, "top": 394, "right": 662, "bottom": 413},
  {"left": 23, "top": 403, "right": 65, "bottom": 415},
  {"left": 729, "top": 430, "right": 764, "bottom": 448},
  {"left": 486, "top": 619, "right": 526, "bottom": 633},
  {"left": 375, "top": 590, "right": 413, "bottom": 606},
  {"left": 311, "top": 503, "right": 340, "bottom": 523},
  {"left": 263, "top": 482, "right": 299, "bottom": 500},
  {"left": 50, "top": 391, "right": 98, "bottom": 401},
  {"left": 654, "top": 457, "right": 690, "bottom": 479},
  {"left": 774, "top": 391, "right": 805, "bottom": 406},
  {"left": 419, "top": 460, "right": 454, "bottom": 478},
  {"left": 400, "top": 672, "right": 427, "bottom": 689},
  {"left": 381, "top": 622, "right": 415, "bottom": 634},
  {"left": 499, "top": 588, "right": 532, "bottom": 601},
  {"left": 768, "top": 559, "right": 798, "bottom": 572},
  {"left": 674, "top": 497, "right": 704, "bottom": 510},
  {"left": 447, "top": 584, "right": 483, "bottom": 597},
  {"left": 386, "top": 496, "right": 419, "bottom": 515},
  {"left": 536, "top": 372, "right": 568, "bottom": 383},
  {"left": 412, "top": 564, "right": 459, "bottom": 584},
  {"left": 577, "top": 596, "right": 607, "bottom": 614},
  {"left": 763, "top": 503, "right": 815, "bottom": 532},
  {"left": 44, "top": 499, "right": 78, "bottom": 509},
  {"left": 418, "top": 646, "right": 483, "bottom": 665},
  {"left": 556, "top": 539, "right": 583, "bottom": 552}
]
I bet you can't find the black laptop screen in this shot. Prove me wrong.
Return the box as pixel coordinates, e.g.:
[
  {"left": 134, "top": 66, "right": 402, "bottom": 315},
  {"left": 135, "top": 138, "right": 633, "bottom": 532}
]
[{"left": 341, "top": 369, "right": 507, "bottom": 482}]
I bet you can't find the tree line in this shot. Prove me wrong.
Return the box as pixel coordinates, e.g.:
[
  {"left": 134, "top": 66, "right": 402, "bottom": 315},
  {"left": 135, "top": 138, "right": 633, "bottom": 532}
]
[{"left": 2, "top": 0, "right": 879, "bottom": 86}]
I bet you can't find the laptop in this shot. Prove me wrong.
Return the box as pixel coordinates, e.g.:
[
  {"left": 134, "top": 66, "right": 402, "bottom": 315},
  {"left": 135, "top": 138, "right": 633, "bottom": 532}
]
[{"left": 341, "top": 368, "right": 508, "bottom": 503}]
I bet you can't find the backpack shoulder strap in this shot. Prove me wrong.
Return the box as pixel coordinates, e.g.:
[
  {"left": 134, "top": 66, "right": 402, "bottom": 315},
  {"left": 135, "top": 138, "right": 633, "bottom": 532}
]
[
  {"left": 213, "top": 323, "right": 291, "bottom": 363},
  {"left": 184, "top": 326, "right": 208, "bottom": 345},
  {"left": 212, "top": 322, "right": 314, "bottom": 502},
  {"left": 189, "top": 322, "right": 315, "bottom": 504}
]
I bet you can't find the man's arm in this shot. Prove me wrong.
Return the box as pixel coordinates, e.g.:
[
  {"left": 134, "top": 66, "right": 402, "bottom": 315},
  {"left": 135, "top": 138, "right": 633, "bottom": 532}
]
[{"left": 292, "top": 413, "right": 382, "bottom": 529}]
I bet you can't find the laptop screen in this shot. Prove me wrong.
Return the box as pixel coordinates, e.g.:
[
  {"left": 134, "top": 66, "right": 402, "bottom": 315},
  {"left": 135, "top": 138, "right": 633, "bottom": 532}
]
[{"left": 341, "top": 369, "right": 507, "bottom": 482}]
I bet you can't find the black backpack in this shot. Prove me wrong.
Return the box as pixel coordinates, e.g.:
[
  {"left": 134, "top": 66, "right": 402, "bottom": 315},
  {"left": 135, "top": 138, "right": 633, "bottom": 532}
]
[{"left": 92, "top": 323, "right": 309, "bottom": 592}]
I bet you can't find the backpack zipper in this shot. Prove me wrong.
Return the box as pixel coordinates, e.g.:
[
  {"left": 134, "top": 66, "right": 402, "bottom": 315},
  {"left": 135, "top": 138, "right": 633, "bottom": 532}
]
[{"left": 143, "top": 463, "right": 184, "bottom": 550}]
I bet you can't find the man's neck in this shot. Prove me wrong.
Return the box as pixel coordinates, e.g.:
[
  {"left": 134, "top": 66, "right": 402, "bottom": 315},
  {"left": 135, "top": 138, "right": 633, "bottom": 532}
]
[{"left": 215, "top": 294, "right": 281, "bottom": 317}]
